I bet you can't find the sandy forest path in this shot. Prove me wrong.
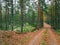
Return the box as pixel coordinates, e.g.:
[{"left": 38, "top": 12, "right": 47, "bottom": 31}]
[{"left": 26, "top": 23, "right": 60, "bottom": 45}]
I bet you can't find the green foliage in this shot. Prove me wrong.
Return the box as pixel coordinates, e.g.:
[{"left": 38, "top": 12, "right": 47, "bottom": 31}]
[
  {"left": 14, "top": 25, "right": 34, "bottom": 33},
  {"left": 14, "top": 23, "right": 35, "bottom": 33},
  {"left": 23, "top": 23, "right": 35, "bottom": 32},
  {"left": 55, "top": 29, "right": 60, "bottom": 35}
]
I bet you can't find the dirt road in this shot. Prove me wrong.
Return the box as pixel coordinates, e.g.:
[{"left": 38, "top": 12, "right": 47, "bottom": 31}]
[
  {"left": 0, "top": 23, "right": 59, "bottom": 45},
  {"left": 27, "top": 23, "right": 60, "bottom": 45}
]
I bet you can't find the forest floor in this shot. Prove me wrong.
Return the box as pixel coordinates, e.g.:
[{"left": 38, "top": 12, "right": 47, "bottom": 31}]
[{"left": 0, "top": 23, "right": 60, "bottom": 45}]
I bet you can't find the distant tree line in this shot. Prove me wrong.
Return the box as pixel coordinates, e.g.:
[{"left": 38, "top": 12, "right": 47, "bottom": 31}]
[{"left": 47, "top": 0, "right": 60, "bottom": 29}]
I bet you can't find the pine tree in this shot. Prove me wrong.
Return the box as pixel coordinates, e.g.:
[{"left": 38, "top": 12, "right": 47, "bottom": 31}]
[
  {"left": 5, "top": 0, "right": 9, "bottom": 30},
  {"left": 38, "top": 0, "right": 43, "bottom": 28},
  {"left": 20, "top": 0, "right": 24, "bottom": 32},
  {"left": 11, "top": 0, "right": 14, "bottom": 31},
  {"left": 0, "top": 0, "right": 2, "bottom": 30}
]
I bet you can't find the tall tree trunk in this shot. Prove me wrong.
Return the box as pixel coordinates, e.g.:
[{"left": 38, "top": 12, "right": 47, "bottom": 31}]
[
  {"left": 0, "top": 0, "right": 2, "bottom": 30},
  {"left": 21, "top": 8, "right": 24, "bottom": 32},
  {"left": 20, "top": 0, "right": 24, "bottom": 32},
  {"left": 5, "top": 1, "right": 9, "bottom": 30},
  {"left": 50, "top": 0, "right": 56, "bottom": 29},
  {"left": 38, "top": 0, "right": 43, "bottom": 28},
  {"left": 11, "top": 0, "right": 14, "bottom": 31}
]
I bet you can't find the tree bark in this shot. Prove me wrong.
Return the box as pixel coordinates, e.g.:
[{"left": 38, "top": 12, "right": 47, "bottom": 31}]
[
  {"left": 5, "top": 1, "right": 9, "bottom": 30},
  {"left": 20, "top": 0, "right": 24, "bottom": 32},
  {"left": 11, "top": 0, "right": 14, "bottom": 31},
  {"left": 38, "top": 0, "right": 43, "bottom": 28}
]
